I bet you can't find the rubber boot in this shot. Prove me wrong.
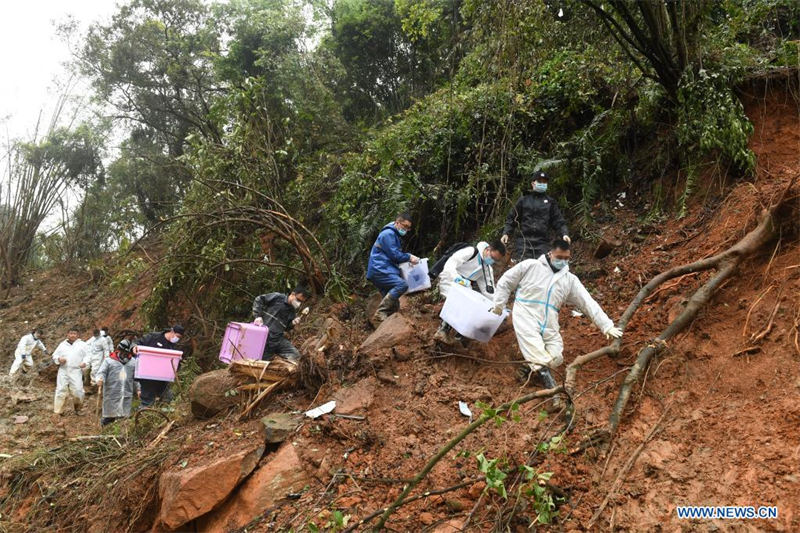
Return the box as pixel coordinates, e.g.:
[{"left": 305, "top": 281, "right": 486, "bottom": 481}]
[
  {"left": 517, "top": 365, "right": 532, "bottom": 384},
  {"left": 537, "top": 368, "right": 563, "bottom": 413},
  {"left": 537, "top": 367, "right": 557, "bottom": 389},
  {"left": 373, "top": 293, "right": 398, "bottom": 324}
]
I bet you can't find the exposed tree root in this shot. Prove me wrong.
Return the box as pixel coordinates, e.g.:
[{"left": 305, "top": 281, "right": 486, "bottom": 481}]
[{"left": 563, "top": 185, "right": 794, "bottom": 446}]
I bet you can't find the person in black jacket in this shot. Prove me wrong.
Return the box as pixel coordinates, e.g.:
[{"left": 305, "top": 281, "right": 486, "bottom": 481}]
[
  {"left": 134, "top": 325, "right": 184, "bottom": 407},
  {"left": 501, "top": 170, "right": 571, "bottom": 261},
  {"left": 252, "top": 287, "right": 310, "bottom": 361}
]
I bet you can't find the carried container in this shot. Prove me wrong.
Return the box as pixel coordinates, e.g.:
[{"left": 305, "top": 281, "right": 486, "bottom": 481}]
[
  {"left": 439, "top": 284, "right": 508, "bottom": 342},
  {"left": 399, "top": 258, "right": 431, "bottom": 293},
  {"left": 135, "top": 346, "right": 183, "bottom": 382},
  {"left": 219, "top": 322, "right": 269, "bottom": 364}
]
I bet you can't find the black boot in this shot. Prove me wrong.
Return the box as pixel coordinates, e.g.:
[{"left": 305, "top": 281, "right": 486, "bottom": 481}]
[
  {"left": 537, "top": 367, "right": 557, "bottom": 389},
  {"left": 537, "top": 367, "right": 564, "bottom": 413}
]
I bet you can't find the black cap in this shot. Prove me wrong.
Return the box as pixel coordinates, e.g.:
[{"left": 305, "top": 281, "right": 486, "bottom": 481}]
[
  {"left": 172, "top": 324, "right": 185, "bottom": 335},
  {"left": 533, "top": 170, "right": 548, "bottom": 181}
]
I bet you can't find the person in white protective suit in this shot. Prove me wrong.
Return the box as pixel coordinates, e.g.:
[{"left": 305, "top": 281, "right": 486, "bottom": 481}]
[
  {"left": 96, "top": 339, "right": 137, "bottom": 426},
  {"left": 9, "top": 328, "right": 47, "bottom": 376},
  {"left": 492, "top": 239, "right": 623, "bottom": 391},
  {"left": 434, "top": 240, "right": 507, "bottom": 344},
  {"left": 100, "top": 326, "right": 114, "bottom": 357},
  {"left": 84, "top": 329, "right": 107, "bottom": 386},
  {"left": 51, "top": 326, "right": 89, "bottom": 415}
]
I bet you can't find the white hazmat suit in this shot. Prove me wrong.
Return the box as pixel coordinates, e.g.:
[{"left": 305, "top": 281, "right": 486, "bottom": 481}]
[
  {"left": 493, "top": 256, "right": 615, "bottom": 371},
  {"left": 438, "top": 242, "right": 495, "bottom": 298},
  {"left": 52, "top": 339, "right": 89, "bottom": 414},
  {"left": 96, "top": 355, "right": 136, "bottom": 420},
  {"left": 10, "top": 333, "right": 46, "bottom": 376},
  {"left": 101, "top": 331, "right": 114, "bottom": 357},
  {"left": 84, "top": 335, "right": 107, "bottom": 384}
]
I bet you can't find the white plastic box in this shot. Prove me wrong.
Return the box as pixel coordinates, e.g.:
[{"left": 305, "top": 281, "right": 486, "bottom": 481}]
[
  {"left": 399, "top": 258, "right": 431, "bottom": 293},
  {"left": 439, "top": 284, "right": 508, "bottom": 342}
]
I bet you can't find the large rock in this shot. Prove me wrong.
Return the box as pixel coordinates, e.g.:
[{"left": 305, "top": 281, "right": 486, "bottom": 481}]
[
  {"left": 199, "top": 443, "right": 309, "bottom": 532},
  {"left": 189, "top": 369, "right": 241, "bottom": 419},
  {"left": 260, "top": 412, "right": 303, "bottom": 443},
  {"left": 358, "top": 313, "right": 414, "bottom": 354},
  {"left": 154, "top": 443, "right": 264, "bottom": 531},
  {"left": 332, "top": 377, "right": 376, "bottom": 415}
]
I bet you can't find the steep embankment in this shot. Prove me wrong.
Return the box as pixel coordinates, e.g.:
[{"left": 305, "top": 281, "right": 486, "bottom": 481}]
[{"left": 0, "top": 77, "right": 797, "bottom": 532}]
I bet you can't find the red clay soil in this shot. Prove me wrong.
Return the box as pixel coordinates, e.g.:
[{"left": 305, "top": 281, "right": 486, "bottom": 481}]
[
  {"left": 251, "top": 79, "right": 800, "bottom": 532},
  {"left": 1, "top": 80, "right": 798, "bottom": 533}
]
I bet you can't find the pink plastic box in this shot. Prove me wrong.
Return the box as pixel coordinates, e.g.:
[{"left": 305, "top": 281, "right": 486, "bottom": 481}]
[
  {"left": 135, "top": 346, "right": 183, "bottom": 382},
  {"left": 218, "top": 322, "right": 269, "bottom": 364}
]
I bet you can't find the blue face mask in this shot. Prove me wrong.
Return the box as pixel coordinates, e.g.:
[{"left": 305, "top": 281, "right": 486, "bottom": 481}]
[
  {"left": 397, "top": 228, "right": 407, "bottom": 236},
  {"left": 533, "top": 181, "right": 548, "bottom": 193},
  {"left": 481, "top": 254, "right": 495, "bottom": 266},
  {"left": 551, "top": 258, "right": 569, "bottom": 270}
]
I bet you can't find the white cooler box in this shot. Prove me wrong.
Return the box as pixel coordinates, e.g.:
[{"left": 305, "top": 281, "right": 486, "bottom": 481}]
[
  {"left": 440, "top": 284, "right": 508, "bottom": 343},
  {"left": 399, "top": 258, "right": 431, "bottom": 293}
]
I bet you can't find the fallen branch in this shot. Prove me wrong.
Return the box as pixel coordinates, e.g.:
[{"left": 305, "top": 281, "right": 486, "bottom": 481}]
[
  {"left": 68, "top": 435, "right": 118, "bottom": 442},
  {"left": 732, "top": 346, "right": 761, "bottom": 357},
  {"left": 361, "top": 387, "right": 562, "bottom": 531},
  {"left": 750, "top": 295, "right": 781, "bottom": 343},
  {"left": 239, "top": 382, "right": 280, "bottom": 420},
  {"left": 342, "top": 478, "right": 481, "bottom": 533},
  {"left": 743, "top": 285, "right": 774, "bottom": 337},
  {"left": 146, "top": 420, "right": 176, "bottom": 449}
]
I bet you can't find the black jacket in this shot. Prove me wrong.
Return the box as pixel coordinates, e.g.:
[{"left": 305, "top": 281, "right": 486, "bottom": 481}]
[
  {"left": 136, "top": 331, "right": 179, "bottom": 350},
  {"left": 252, "top": 293, "right": 296, "bottom": 345},
  {"left": 503, "top": 192, "right": 568, "bottom": 256}
]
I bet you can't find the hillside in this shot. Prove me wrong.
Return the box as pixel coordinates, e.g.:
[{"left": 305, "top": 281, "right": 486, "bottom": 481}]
[{"left": 0, "top": 76, "right": 797, "bottom": 532}]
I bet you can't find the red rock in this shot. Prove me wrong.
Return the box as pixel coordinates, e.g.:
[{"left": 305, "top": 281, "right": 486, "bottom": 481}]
[
  {"left": 332, "top": 377, "right": 376, "bottom": 414},
  {"left": 358, "top": 313, "right": 414, "bottom": 354},
  {"left": 154, "top": 443, "right": 264, "bottom": 531},
  {"left": 419, "top": 512, "right": 435, "bottom": 525},
  {"left": 468, "top": 481, "right": 486, "bottom": 499},
  {"left": 337, "top": 496, "right": 362, "bottom": 508},
  {"left": 199, "top": 443, "right": 309, "bottom": 531},
  {"left": 434, "top": 518, "right": 465, "bottom": 532}
]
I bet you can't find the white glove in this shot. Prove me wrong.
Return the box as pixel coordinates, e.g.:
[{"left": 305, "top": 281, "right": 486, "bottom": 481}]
[
  {"left": 604, "top": 326, "right": 623, "bottom": 339},
  {"left": 489, "top": 305, "right": 503, "bottom": 316},
  {"left": 409, "top": 255, "right": 420, "bottom": 265},
  {"left": 292, "top": 317, "right": 301, "bottom": 326},
  {"left": 254, "top": 317, "right": 264, "bottom": 326},
  {"left": 501, "top": 234, "right": 509, "bottom": 245},
  {"left": 563, "top": 235, "right": 571, "bottom": 244},
  {"left": 454, "top": 276, "right": 470, "bottom": 287}
]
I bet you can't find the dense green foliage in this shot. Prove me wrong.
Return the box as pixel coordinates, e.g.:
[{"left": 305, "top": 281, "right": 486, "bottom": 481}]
[{"left": 20, "top": 0, "right": 799, "bottom": 329}]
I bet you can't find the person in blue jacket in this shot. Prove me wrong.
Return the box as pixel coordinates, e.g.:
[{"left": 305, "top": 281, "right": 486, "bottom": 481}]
[{"left": 366, "top": 212, "right": 420, "bottom": 323}]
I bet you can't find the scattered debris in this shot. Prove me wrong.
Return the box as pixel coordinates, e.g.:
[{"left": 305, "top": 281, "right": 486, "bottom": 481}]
[
  {"left": 458, "top": 401, "right": 472, "bottom": 423},
  {"left": 13, "top": 415, "right": 29, "bottom": 424},
  {"left": 305, "top": 401, "right": 336, "bottom": 419}
]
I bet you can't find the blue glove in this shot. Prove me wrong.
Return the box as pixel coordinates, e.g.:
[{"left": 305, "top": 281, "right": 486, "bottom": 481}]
[{"left": 454, "top": 276, "right": 470, "bottom": 287}]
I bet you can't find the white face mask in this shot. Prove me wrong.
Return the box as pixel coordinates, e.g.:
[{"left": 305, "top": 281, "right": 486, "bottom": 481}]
[
  {"left": 169, "top": 335, "right": 180, "bottom": 343},
  {"left": 100, "top": 330, "right": 106, "bottom": 336},
  {"left": 291, "top": 299, "right": 302, "bottom": 310}
]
